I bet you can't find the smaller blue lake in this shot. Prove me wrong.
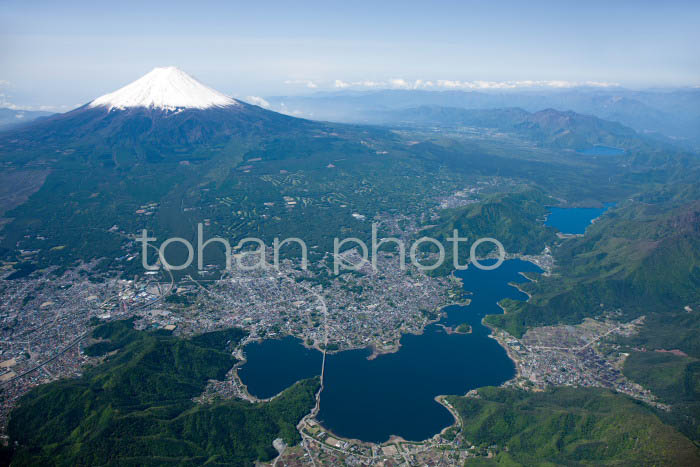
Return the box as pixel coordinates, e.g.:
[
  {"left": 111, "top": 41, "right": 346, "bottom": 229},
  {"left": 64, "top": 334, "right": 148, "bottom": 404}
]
[
  {"left": 577, "top": 145, "right": 625, "bottom": 156},
  {"left": 238, "top": 336, "right": 322, "bottom": 399},
  {"left": 545, "top": 202, "right": 614, "bottom": 235}
]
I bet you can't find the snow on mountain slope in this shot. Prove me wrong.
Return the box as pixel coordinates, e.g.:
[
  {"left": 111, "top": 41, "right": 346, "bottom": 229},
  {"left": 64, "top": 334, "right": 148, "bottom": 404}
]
[{"left": 89, "top": 66, "right": 238, "bottom": 111}]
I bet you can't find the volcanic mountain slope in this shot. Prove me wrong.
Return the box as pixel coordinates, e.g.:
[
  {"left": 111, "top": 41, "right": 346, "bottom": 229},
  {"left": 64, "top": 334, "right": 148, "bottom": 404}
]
[
  {"left": 0, "top": 67, "right": 314, "bottom": 159},
  {"left": 0, "top": 67, "right": 423, "bottom": 273}
]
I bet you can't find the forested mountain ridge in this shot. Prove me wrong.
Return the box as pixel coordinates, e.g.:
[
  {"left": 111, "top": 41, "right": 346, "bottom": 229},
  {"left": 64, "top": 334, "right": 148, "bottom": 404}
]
[{"left": 6, "top": 320, "right": 319, "bottom": 466}]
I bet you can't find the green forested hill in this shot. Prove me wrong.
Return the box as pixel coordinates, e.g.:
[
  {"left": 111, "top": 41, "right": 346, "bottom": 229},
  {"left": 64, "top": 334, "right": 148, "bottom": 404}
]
[
  {"left": 424, "top": 189, "right": 557, "bottom": 274},
  {"left": 477, "top": 181, "right": 700, "bottom": 449},
  {"left": 447, "top": 386, "right": 700, "bottom": 466},
  {"left": 7, "top": 320, "right": 319, "bottom": 466},
  {"left": 378, "top": 106, "right": 650, "bottom": 152},
  {"left": 489, "top": 195, "right": 700, "bottom": 338},
  {"left": 623, "top": 351, "right": 700, "bottom": 444}
]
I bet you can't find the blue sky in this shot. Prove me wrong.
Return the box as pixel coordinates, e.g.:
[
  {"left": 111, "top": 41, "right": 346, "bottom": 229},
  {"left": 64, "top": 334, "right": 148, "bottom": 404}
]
[{"left": 1, "top": 0, "right": 698, "bottom": 110}]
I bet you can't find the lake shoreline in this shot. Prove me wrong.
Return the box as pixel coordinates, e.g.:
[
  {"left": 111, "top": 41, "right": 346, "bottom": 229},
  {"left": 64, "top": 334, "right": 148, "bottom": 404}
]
[{"left": 239, "top": 259, "right": 540, "bottom": 443}]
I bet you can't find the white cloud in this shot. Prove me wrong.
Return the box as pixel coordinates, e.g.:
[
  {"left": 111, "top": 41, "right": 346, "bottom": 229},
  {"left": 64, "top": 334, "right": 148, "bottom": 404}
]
[
  {"left": 245, "top": 96, "right": 270, "bottom": 108},
  {"left": 0, "top": 93, "right": 68, "bottom": 112},
  {"left": 284, "top": 79, "right": 318, "bottom": 89},
  {"left": 389, "top": 78, "right": 410, "bottom": 89},
  {"left": 582, "top": 81, "right": 619, "bottom": 88},
  {"left": 355, "top": 80, "right": 384, "bottom": 88},
  {"left": 314, "top": 78, "right": 619, "bottom": 91},
  {"left": 0, "top": 93, "right": 21, "bottom": 110},
  {"left": 435, "top": 80, "right": 460, "bottom": 89},
  {"left": 429, "top": 79, "right": 619, "bottom": 90},
  {"left": 0, "top": 80, "right": 74, "bottom": 111},
  {"left": 413, "top": 79, "right": 434, "bottom": 89},
  {"left": 335, "top": 79, "right": 384, "bottom": 88}
]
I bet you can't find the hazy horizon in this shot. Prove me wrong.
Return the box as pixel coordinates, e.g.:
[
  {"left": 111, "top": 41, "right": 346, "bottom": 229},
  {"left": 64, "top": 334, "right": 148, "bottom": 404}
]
[{"left": 2, "top": 0, "right": 699, "bottom": 111}]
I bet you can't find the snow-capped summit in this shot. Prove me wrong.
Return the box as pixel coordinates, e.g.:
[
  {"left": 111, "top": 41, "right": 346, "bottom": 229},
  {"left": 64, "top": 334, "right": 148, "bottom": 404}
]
[{"left": 89, "top": 66, "right": 238, "bottom": 111}]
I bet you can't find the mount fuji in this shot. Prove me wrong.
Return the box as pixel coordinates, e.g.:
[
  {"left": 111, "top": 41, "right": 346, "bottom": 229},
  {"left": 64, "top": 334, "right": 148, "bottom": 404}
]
[
  {"left": 1, "top": 67, "right": 309, "bottom": 156},
  {"left": 89, "top": 66, "right": 239, "bottom": 111},
  {"left": 0, "top": 66, "right": 391, "bottom": 275}
]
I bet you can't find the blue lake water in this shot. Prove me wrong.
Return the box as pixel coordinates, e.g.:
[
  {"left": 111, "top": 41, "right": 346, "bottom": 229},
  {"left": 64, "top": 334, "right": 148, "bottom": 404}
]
[
  {"left": 577, "top": 145, "right": 625, "bottom": 156},
  {"left": 237, "top": 335, "right": 322, "bottom": 399},
  {"left": 545, "top": 202, "right": 614, "bottom": 235},
  {"left": 238, "top": 259, "right": 542, "bottom": 442}
]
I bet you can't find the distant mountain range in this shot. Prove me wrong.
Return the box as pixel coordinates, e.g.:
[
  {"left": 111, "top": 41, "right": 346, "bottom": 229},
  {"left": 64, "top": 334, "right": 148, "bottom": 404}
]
[
  {"left": 265, "top": 88, "right": 700, "bottom": 150},
  {"left": 4, "top": 70, "right": 694, "bottom": 156},
  {"left": 370, "top": 106, "right": 646, "bottom": 151}
]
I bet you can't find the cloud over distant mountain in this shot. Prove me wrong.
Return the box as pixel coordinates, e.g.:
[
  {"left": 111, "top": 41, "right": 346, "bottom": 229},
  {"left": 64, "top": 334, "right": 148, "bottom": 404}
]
[{"left": 285, "top": 78, "right": 621, "bottom": 91}]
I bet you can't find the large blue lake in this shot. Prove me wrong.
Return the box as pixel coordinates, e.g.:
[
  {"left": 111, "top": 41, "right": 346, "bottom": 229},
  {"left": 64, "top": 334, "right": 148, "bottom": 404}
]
[
  {"left": 545, "top": 202, "right": 614, "bottom": 235},
  {"left": 238, "top": 259, "right": 542, "bottom": 443}
]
